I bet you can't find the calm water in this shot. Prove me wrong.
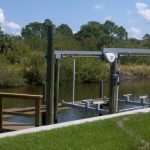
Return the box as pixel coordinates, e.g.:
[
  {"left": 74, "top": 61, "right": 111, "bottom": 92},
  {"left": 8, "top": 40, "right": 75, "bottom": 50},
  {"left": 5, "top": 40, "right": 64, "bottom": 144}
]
[{"left": 1, "top": 79, "right": 150, "bottom": 123}]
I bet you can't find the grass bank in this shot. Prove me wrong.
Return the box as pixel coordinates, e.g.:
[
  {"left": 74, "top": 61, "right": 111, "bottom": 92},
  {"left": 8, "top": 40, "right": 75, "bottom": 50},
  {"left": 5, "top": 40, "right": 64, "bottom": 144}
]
[
  {"left": 121, "top": 64, "right": 150, "bottom": 79},
  {"left": 0, "top": 112, "right": 149, "bottom": 150}
]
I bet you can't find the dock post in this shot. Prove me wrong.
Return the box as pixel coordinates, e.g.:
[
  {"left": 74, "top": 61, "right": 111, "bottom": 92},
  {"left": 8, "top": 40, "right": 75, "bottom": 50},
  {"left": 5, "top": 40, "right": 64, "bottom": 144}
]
[
  {"left": 72, "top": 59, "right": 76, "bottom": 104},
  {"left": 35, "top": 98, "right": 41, "bottom": 127},
  {"left": 99, "top": 80, "right": 104, "bottom": 98},
  {"left": 0, "top": 95, "right": 2, "bottom": 130},
  {"left": 54, "top": 58, "right": 59, "bottom": 124},
  {"left": 109, "top": 57, "right": 120, "bottom": 114},
  {"left": 42, "top": 83, "right": 46, "bottom": 125},
  {"left": 45, "top": 25, "right": 55, "bottom": 125}
]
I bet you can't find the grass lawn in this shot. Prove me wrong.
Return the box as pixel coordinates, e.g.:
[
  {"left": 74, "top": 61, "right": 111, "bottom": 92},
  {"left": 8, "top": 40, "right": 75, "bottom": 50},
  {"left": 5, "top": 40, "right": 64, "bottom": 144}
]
[{"left": 0, "top": 112, "right": 149, "bottom": 150}]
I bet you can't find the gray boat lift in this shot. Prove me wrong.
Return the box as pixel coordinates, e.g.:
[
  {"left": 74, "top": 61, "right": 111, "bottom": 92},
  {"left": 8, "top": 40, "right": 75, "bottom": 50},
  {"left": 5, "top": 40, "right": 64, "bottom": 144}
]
[
  {"left": 53, "top": 49, "right": 150, "bottom": 118},
  {"left": 45, "top": 26, "right": 150, "bottom": 124}
]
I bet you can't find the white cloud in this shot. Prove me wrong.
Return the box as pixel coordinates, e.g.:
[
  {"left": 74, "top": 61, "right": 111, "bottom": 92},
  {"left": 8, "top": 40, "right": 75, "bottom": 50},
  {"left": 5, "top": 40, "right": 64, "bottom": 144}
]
[
  {"left": 0, "top": 8, "right": 5, "bottom": 23},
  {"left": 104, "top": 16, "right": 113, "bottom": 21},
  {"left": 7, "top": 22, "right": 21, "bottom": 30},
  {"left": 94, "top": 4, "right": 104, "bottom": 11},
  {"left": 0, "top": 8, "right": 21, "bottom": 35},
  {"left": 136, "top": 2, "right": 150, "bottom": 22},
  {"left": 128, "top": 27, "right": 143, "bottom": 39}
]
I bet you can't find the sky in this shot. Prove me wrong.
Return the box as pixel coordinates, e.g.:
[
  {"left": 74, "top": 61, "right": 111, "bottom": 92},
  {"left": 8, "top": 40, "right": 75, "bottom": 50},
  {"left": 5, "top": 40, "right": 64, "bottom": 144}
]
[{"left": 0, "top": 0, "right": 150, "bottom": 39}]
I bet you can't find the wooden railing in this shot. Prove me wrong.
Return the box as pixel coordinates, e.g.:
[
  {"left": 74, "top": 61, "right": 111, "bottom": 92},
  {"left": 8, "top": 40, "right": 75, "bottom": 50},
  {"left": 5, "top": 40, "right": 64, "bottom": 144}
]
[{"left": 0, "top": 92, "right": 43, "bottom": 130}]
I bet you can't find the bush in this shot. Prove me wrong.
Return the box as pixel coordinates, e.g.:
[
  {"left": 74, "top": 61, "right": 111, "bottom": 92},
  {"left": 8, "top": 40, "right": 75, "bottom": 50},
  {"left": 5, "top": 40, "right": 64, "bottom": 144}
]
[
  {"left": 76, "top": 58, "right": 109, "bottom": 83},
  {"left": 22, "top": 52, "right": 45, "bottom": 85},
  {"left": 59, "top": 58, "right": 110, "bottom": 83},
  {"left": 0, "top": 55, "right": 24, "bottom": 87}
]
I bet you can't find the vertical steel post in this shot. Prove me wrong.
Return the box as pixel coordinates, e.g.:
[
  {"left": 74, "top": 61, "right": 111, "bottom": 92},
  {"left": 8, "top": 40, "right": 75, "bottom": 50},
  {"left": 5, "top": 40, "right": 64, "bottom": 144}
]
[
  {"left": 109, "top": 58, "right": 120, "bottom": 114},
  {"left": 72, "top": 59, "right": 76, "bottom": 104},
  {"left": 54, "top": 58, "right": 59, "bottom": 123},
  {"left": 99, "top": 80, "right": 104, "bottom": 98},
  {"left": 45, "top": 25, "right": 55, "bottom": 125}
]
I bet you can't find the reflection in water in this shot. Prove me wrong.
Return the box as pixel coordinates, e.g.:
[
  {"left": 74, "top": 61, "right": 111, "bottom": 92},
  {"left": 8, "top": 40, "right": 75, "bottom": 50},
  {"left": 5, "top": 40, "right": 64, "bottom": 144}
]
[{"left": 0, "top": 79, "right": 150, "bottom": 123}]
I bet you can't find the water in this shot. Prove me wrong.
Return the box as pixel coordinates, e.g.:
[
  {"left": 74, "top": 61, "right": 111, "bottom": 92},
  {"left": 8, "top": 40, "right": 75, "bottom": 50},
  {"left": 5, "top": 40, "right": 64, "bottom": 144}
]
[{"left": 1, "top": 79, "right": 150, "bottom": 124}]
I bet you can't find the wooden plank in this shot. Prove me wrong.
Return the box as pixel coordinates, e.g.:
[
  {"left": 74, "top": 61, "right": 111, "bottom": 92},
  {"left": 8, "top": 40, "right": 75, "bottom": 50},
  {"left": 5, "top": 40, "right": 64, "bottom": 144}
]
[
  {"left": 0, "top": 95, "right": 2, "bottom": 130},
  {"left": 3, "top": 110, "right": 45, "bottom": 117},
  {"left": 0, "top": 92, "right": 43, "bottom": 100},
  {"left": 3, "top": 121, "right": 34, "bottom": 131},
  {"left": 3, "top": 106, "right": 45, "bottom": 112},
  {"left": 3, "top": 105, "right": 67, "bottom": 117}
]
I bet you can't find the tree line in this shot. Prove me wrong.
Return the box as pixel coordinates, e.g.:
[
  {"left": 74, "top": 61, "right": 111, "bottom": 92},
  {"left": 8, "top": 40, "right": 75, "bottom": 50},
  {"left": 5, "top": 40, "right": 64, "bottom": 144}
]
[{"left": 0, "top": 19, "right": 150, "bottom": 87}]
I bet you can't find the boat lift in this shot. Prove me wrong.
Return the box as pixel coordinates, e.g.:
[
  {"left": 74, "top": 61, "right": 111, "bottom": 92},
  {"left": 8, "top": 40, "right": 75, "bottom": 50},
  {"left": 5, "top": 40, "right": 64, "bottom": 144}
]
[
  {"left": 45, "top": 26, "right": 150, "bottom": 124},
  {"left": 52, "top": 48, "right": 150, "bottom": 118}
]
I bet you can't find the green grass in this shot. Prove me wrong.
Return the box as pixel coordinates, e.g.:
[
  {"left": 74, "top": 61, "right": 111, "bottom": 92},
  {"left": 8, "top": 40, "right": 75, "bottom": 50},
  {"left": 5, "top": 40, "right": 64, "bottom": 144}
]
[{"left": 0, "top": 113, "right": 150, "bottom": 150}]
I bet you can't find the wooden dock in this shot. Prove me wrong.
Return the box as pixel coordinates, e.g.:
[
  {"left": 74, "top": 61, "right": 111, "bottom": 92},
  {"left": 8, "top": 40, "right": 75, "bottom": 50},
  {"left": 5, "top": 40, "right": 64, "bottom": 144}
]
[
  {"left": 1, "top": 121, "right": 34, "bottom": 133},
  {"left": 0, "top": 92, "right": 149, "bottom": 133},
  {"left": 1, "top": 105, "right": 68, "bottom": 132},
  {"left": 0, "top": 92, "right": 68, "bottom": 133}
]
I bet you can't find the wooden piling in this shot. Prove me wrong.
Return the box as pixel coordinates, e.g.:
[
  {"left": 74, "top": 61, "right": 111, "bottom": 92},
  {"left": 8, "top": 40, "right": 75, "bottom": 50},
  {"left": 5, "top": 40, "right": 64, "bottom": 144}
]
[
  {"left": 109, "top": 58, "right": 120, "bottom": 114},
  {"left": 35, "top": 98, "right": 42, "bottom": 127},
  {"left": 45, "top": 25, "right": 55, "bottom": 125},
  {"left": 54, "top": 58, "right": 59, "bottom": 124},
  {"left": 0, "top": 95, "right": 2, "bottom": 130},
  {"left": 99, "top": 80, "right": 104, "bottom": 98},
  {"left": 72, "top": 59, "right": 76, "bottom": 104}
]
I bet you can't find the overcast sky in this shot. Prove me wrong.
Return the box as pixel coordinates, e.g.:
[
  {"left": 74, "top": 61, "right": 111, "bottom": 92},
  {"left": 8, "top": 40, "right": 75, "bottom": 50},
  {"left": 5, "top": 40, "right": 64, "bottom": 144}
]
[{"left": 0, "top": 0, "right": 150, "bottom": 39}]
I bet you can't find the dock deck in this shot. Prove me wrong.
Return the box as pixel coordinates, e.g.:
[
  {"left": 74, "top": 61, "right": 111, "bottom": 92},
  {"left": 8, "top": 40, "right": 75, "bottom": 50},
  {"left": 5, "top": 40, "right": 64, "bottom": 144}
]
[
  {"left": 1, "top": 105, "right": 68, "bottom": 132},
  {"left": 1, "top": 121, "right": 34, "bottom": 133}
]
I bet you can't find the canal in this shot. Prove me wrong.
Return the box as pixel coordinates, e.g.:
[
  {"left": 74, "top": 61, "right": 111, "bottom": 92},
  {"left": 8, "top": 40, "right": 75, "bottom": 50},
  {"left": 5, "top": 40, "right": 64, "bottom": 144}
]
[{"left": 0, "top": 79, "right": 150, "bottom": 123}]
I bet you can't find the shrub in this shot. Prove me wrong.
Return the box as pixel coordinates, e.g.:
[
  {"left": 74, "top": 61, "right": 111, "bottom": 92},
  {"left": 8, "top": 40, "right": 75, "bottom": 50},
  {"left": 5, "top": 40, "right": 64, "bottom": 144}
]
[
  {"left": 0, "top": 55, "right": 24, "bottom": 87},
  {"left": 22, "top": 52, "right": 45, "bottom": 85}
]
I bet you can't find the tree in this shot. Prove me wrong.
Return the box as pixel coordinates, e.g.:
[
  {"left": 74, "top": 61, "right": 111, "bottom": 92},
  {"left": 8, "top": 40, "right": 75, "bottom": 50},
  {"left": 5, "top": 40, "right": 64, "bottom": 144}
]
[
  {"left": 142, "top": 34, "right": 150, "bottom": 48},
  {"left": 21, "top": 19, "right": 53, "bottom": 40},
  {"left": 103, "top": 20, "right": 128, "bottom": 40},
  {"left": 116, "top": 26, "right": 128, "bottom": 40},
  {"left": 143, "top": 34, "right": 150, "bottom": 41},
  {"left": 0, "top": 24, "right": 4, "bottom": 53},
  {"left": 6, "top": 36, "right": 31, "bottom": 64},
  {"left": 21, "top": 19, "right": 53, "bottom": 51},
  {"left": 56, "top": 24, "right": 73, "bottom": 37},
  {"left": 55, "top": 24, "right": 78, "bottom": 49},
  {"left": 75, "top": 21, "right": 104, "bottom": 50},
  {"left": 103, "top": 20, "right": 117, "bottom": 37}
]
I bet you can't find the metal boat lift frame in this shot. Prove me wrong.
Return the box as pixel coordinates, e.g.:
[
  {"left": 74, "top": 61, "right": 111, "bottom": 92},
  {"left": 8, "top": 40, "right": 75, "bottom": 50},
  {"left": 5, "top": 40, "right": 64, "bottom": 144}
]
[
  {"left": 45, "top": 25, "right": 150, "bottom": 124},
  {"left": 52, "top": 48, "right": 150, "bottom": 119}
]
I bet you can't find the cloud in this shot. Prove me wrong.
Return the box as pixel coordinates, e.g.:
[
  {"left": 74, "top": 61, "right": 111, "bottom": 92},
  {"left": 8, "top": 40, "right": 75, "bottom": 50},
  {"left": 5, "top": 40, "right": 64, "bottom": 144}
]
[
  {"left": 94, "top": 4, "right": 104, "bottom": 11},
  {"left": 0, "top": 8, "right": 5, "bottom": 23},
  {"left": 128, "top": 27, "right": 143, "bottom": 39},
  {"left": 104, "top": 16, "right": 113, "bottom": 21},
  {"left": 0, "top": 8, "right": 21, "bottom": 35},
  {"left": 7, "top": 22, "right": 21, "bottom": 30},
  {"left": 136, "top": 2, "right": 150, "bottom": 22}
]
